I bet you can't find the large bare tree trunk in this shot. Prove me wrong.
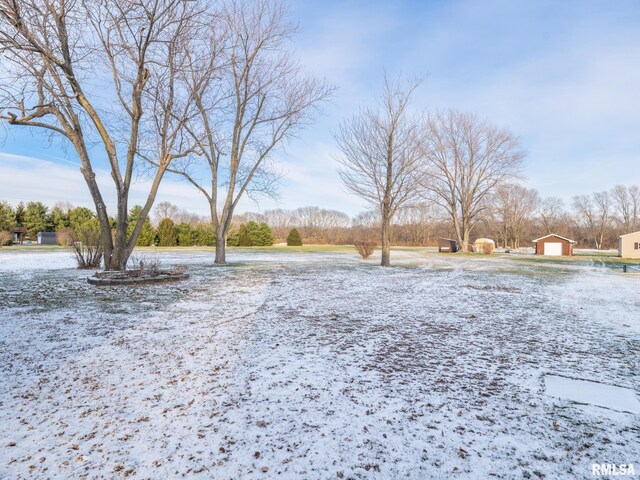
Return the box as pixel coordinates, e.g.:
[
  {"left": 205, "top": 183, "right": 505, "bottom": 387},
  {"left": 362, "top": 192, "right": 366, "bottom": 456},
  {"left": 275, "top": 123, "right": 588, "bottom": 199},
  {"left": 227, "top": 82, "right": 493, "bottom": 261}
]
[
  {"left": 215, "top": 233, "right": 226, "bottom": 265},
  {"left": 462, "top": 228, "right": 471, "bottom": 253},
  {"left": 381, "top": 216, "right": 391, "bottom": 267}
]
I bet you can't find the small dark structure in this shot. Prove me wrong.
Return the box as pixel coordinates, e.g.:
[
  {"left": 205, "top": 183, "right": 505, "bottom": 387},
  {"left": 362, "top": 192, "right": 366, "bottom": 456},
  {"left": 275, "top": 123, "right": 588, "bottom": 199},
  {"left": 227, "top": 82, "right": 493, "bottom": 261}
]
[
  {"left": 11, "top": 227, "right": 27, "bottom": 244},
  {"left": 438, "top": 237, "right": 459, "bottom": 253},
  {"left": 37, "top": 231, "right": 58, "bottom": 245},
  {"left": 532, "top": 234, "right": 576, "bottom": 256}
]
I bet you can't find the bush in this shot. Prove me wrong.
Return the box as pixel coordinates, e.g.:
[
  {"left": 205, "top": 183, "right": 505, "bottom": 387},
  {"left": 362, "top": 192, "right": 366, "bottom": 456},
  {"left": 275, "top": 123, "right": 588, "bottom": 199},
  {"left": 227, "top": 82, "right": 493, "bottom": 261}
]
[
  {"left": 286, "top": 228, "right": 303, "bottom": 246},
  {"left": 354, "top": 241, "right": 376, "bottom": 259},
  {"left": 238, "top": 223, "right": 251, "bottom": 246},
  {"left": 227, "top": 228, "right": 240, "bottom": 246},
  {"left": 56, "top": 227, "right": 74, "bottom": 247},
  {"left": 193, "top": 223, "right": 215, "bottom": 246},
  {"left": 238, "top": 221, "right": 274, "bottom": 246},
  {"left": 127, "top": 254, "right": 161, "bottom": 275},
  {"left": 68, "top": 207, "right": 94, "bottom": 230},
  {"left": 176, "top": 222, "right": 196, "bottom": 246},
  {"left": 157, "top": 218, "right": 177, "bottom": 246},
  {"left": 127, "top": 205, "right": 156, "bottom": 246},
  {"left": 256, "top": 222, "right": 274, "bottom": 246},
  {"left": 71, "top": 219, "right": 103, "bottom": 269},
  {"left": 0, "top": 231, "right": 11, "bottom": 247}
]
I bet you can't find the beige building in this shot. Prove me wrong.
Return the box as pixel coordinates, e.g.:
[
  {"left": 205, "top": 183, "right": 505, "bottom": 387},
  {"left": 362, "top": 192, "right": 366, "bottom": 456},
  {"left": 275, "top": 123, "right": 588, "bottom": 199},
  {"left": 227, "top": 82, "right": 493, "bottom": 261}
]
[
  {"left": 618, "top": 231, "right": 640, "bottom": 258},
  {"left": 473, "top": 238, "right": 495, "bottom": 254}
]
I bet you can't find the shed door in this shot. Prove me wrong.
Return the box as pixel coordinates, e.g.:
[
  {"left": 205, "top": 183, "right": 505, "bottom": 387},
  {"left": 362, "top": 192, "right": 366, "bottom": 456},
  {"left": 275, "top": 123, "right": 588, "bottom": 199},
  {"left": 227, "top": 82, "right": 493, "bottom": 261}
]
[{"left": 544, "top": 242, "right": 563, "bottom": 256}]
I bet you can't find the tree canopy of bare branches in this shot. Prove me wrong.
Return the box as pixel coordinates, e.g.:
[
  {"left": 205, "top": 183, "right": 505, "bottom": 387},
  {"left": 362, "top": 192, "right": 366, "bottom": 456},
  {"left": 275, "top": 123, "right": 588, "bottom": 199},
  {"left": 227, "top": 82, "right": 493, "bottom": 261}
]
[
  {"left": 610, "top": 185, "right": 639, "bottom": 234},
  {"left": 0, "top": 0, "right": 202, "bottom": 269},
  {"left": 488, "top": 183, "right": 539, "bottom": 248},
  {"left": 335, "top": 76, "right": 425, "bottom": 266},
  {"left": 421, "top": 110, "right": 525, "bottom": 252},
  {"left": 572, "top": 192, "right": 611, "bottom": 249},
  {"left": 168, "top": 0, "right": 333, "bottom": 264},
  {"left": 536, "top": 196, "right": 566, "bottom": 235}
]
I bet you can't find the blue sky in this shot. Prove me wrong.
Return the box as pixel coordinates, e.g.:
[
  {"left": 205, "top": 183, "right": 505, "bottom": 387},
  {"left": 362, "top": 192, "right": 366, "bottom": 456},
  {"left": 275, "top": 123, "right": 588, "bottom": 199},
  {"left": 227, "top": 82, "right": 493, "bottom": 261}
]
[{"left": 1, "top": 0, "right": 639, "bottom": 216}]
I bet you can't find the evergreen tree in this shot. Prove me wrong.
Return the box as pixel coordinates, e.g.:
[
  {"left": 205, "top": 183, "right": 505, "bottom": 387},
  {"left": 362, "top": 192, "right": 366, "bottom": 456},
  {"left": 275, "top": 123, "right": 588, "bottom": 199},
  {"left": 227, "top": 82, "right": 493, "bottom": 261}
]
[
  {"left": 127, "top": 205, "right": 156, "bottom": 246},
  {"left": 14, "top": 202, "right": 25, "bottom": 226},
  {"left": 238, "top": 222, "right": 252, "bottom": 246},
  {"left": 137, "top": 220, "right": 157, "bottom": 246},
  {"left": 238, "top": 221, "right": 273, "bottom": 246},
  {"left": 69, "top": 207, "right": 95, "bottom": 230},
  {"left": 176, "top": 222, "right": 195, "bottom": 246},
  {"left": 257, "top": 222, "right": 274, "bottom": 246},
  {"left": 286, "top": 228, "right": 303, "bottom": 246},
  {"left": 23, "top": 201, "right": 49, "bottom": 237},
  {"left": 193, "top": 224, "right": 215, "bottom": 246},
  {"left": 226, "top": 228, "right": 240, "bottom": 246},
  {"left": 0, "top": 201, "right": 16, "bottom": 231},
  {"left": 157, "top": 218, "right": 177, "bottom": 246},
  {"left": 50, "top": 206, "right": 70, "bottom": 230}
]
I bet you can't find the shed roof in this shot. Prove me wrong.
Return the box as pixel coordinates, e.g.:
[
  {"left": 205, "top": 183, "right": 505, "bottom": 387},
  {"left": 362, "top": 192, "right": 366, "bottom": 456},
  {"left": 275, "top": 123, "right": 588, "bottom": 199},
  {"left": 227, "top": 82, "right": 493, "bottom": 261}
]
[
  {"left": 531, "top": 234, "right": 576, "bottom": 244},
  {"left": 618, "top": 230, "right": 640, "bottom": 238}
]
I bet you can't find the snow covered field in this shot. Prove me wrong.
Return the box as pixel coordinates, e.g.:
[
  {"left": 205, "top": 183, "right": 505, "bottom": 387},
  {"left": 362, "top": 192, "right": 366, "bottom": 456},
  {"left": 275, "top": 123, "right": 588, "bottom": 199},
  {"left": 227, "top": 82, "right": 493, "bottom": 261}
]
[{"left": 0, "top": 248, "right": 638, "bottom": 479}]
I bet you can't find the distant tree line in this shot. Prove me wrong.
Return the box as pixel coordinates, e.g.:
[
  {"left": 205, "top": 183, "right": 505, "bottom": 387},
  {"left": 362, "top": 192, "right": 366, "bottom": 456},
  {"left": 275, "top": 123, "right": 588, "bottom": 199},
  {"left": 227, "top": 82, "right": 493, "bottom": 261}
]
[
  {"left": 1, "top": 183, "right": 637, "bottom": 249},
  {"left": 231, "top": 183, "right": 640, "bottom": 250}
]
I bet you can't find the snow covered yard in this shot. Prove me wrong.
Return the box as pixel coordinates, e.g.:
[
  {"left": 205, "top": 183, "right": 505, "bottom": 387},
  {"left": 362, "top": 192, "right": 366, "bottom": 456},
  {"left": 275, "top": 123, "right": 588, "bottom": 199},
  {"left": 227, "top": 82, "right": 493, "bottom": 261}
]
[{"left": 0, "top": 248, "right": 638, "bottom": 479}]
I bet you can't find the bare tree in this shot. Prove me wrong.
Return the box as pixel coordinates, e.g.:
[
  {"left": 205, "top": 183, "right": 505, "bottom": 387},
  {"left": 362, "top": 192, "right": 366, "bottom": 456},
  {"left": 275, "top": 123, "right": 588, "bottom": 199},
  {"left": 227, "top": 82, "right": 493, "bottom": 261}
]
[
  {"left": 572, "top": 192, "right": 611, "bottom": 249},
  {"left": 537, "top": 196, "right": 565, "bottom": 235},
  {"left": 53, "top": 201, "right": 74, "bottom": 214},
  {"left": 169, "top": 0, "right": 333, "bottom": 264},
  {"left": 592, "top": 191, "right": 611, "bottom": 249},
  {"left": 352, "top": 210, "right": 381, "bottom": 229},
  {"left": 489, "top": 183, "right": 539, "bottom": 248},
  {"left": 610, "top": 185, "right": 640, "bottom": 234},
  {"left": 154, "top": 201, "right": 181, "bottom": 224},
  {"left": 572, "top": 194, "right": 595, "bottom": 247},
  {"left": 0, "top": 0, "right": 200, "bottom": 270},
  {"left": 393, "top": 203, "right": 436, "bottom": 246},
  {"left": 421, "top": 110, "right": 525, "bottom": 252},
  {"left": 291, "top": 206, "right": 349, "bottom": 243},
  {"left": 351, "top": 210, "right": 380, "bottom": 244},
  {"left": 335, "top": 76, "right": 425, "bottom": 266}
]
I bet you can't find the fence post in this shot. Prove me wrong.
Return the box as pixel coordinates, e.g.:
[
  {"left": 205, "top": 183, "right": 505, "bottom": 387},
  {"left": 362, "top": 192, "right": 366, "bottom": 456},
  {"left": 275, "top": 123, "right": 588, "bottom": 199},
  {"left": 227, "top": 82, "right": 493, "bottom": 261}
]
[{"left": 623, "top": 265, "right": 627, "bottom": 273}]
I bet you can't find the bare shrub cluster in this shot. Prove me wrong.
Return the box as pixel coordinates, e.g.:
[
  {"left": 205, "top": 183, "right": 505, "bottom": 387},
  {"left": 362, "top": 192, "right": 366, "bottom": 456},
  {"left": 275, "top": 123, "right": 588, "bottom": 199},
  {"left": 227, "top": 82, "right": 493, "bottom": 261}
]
[
  {"left": 354, "top": 242, "right": 377, "bottom": 259},
  {"left": 0, "top": 231, "right": 11, "bottom": 247},
  {"left": 127, "top": 254, "right": 162, "bottom": 276},
  {"left": 71, "top": 224, "right": 103, "bottom": 269}
]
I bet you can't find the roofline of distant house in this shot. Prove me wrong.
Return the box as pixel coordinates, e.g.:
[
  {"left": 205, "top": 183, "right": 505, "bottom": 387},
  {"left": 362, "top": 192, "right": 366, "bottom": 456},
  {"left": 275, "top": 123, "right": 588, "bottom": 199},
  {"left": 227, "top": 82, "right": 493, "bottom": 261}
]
[
  {"left": 531, "top": 234, "right": 576, "bottom": 244},
  {"left": 618, "top": 231, "right": 640, "bottom": 238}
]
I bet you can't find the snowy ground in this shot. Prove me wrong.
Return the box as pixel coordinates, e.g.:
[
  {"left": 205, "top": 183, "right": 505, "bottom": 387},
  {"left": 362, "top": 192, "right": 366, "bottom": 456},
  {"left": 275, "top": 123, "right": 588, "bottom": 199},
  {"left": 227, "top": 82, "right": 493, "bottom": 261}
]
[{"left": 0, "top": 248, "right": 638, "bottom": 479}]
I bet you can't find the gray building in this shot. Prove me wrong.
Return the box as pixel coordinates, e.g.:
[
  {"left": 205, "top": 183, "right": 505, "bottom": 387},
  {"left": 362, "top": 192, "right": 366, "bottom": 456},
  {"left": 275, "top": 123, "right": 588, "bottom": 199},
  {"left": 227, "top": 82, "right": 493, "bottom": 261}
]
[{"left": 37, "top": 232, "right": 58, "bottom": 245}]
